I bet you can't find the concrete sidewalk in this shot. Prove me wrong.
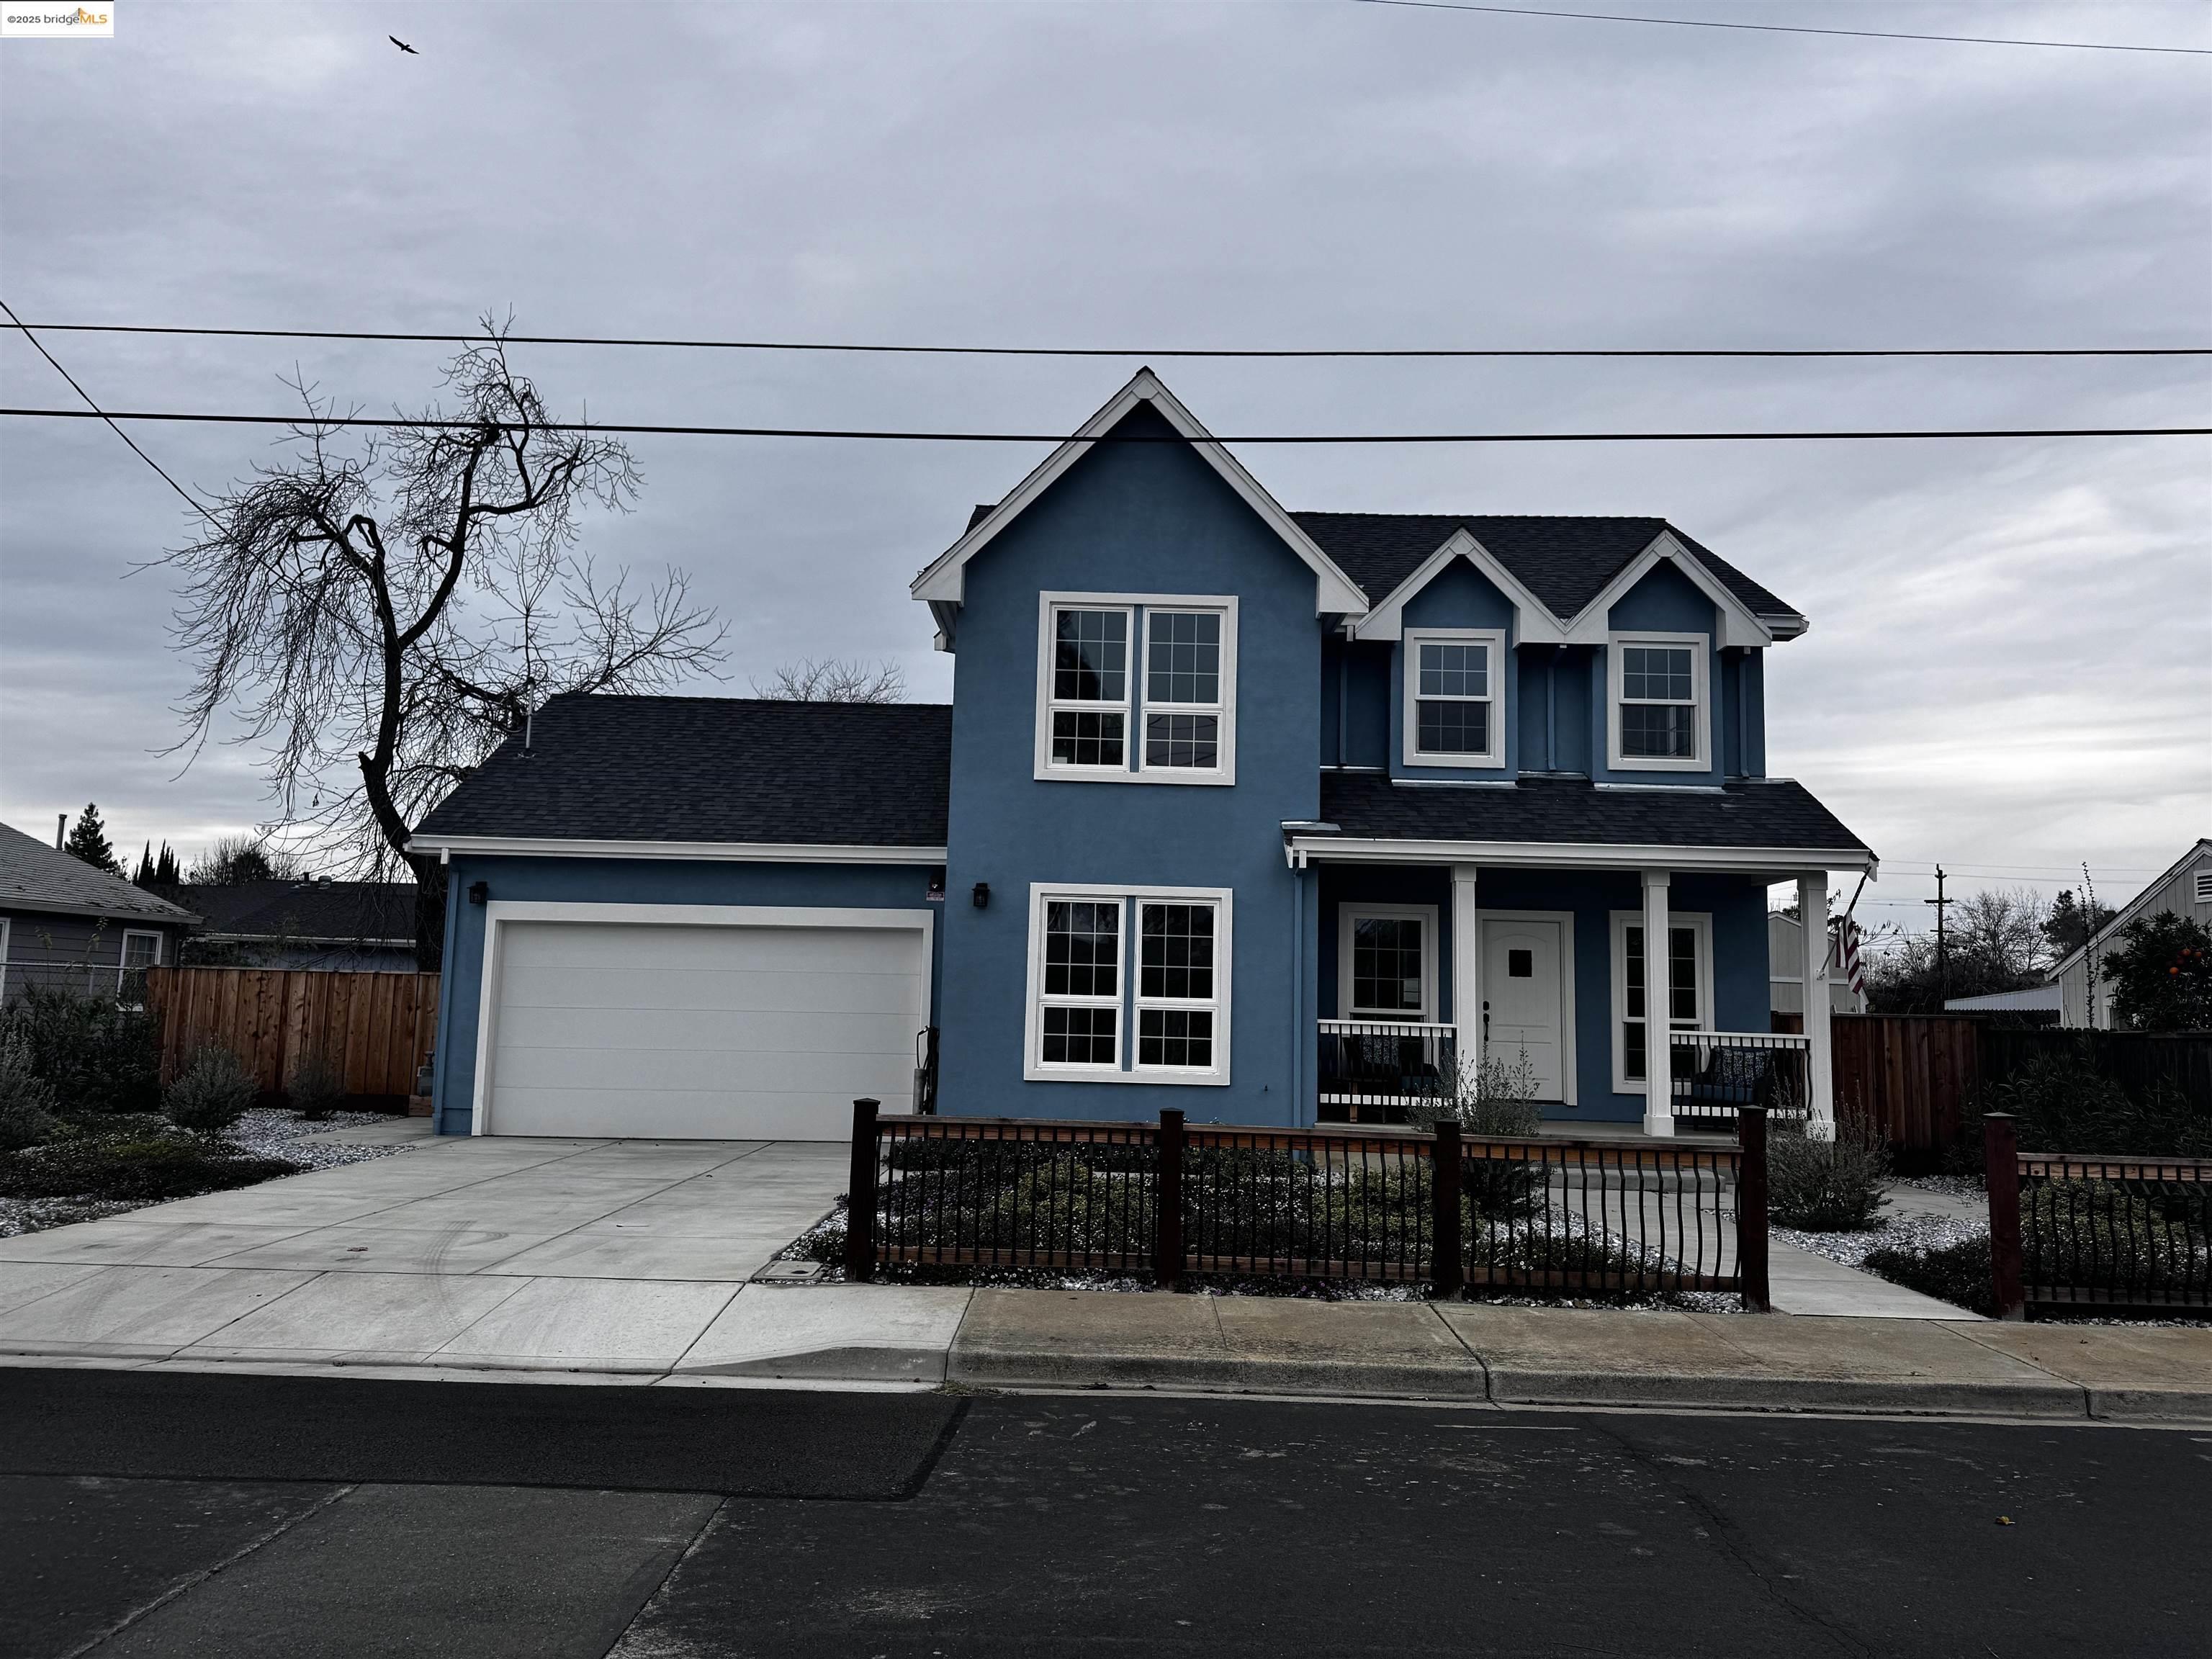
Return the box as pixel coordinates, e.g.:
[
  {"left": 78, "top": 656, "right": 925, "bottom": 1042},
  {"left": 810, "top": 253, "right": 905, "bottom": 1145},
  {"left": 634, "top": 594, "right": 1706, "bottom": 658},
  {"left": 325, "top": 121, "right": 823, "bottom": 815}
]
[{"left": 1, "top": 1269, "right": 2204, "bottom": 1423}]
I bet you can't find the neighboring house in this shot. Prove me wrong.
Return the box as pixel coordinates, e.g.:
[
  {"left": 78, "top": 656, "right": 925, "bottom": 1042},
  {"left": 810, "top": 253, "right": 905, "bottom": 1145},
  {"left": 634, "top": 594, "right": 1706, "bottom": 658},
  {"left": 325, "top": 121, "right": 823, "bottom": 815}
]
[
  {"left": 411, "top": 370, "right": 1872, "bottom": 1143},
  {"left": 1767, "top": 913, "right": 1866, "bottom": 1019},
  {"left": 153, "top": 879, "right": 420, "bottom": 971},
  {"left": 2041, "top": 839, "right": 2212, "bottom": 1028},
  {"left": 0, "top": 820, "right": 199, "bottom": 1004}
]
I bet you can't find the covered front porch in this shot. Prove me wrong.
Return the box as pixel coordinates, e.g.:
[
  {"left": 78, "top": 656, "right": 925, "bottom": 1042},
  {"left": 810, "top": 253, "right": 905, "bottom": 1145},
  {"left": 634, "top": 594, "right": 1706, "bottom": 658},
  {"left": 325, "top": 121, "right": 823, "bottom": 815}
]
[{"left": 1287, "top": 838, "right": 1848, "bottom": 1139}]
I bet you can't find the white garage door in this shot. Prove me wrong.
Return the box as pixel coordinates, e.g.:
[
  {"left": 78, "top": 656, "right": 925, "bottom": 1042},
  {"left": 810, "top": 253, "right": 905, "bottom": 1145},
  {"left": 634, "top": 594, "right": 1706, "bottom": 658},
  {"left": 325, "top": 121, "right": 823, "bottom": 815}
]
[{"left": 482, "top": 914, "right": 928, "bottom": 1140}]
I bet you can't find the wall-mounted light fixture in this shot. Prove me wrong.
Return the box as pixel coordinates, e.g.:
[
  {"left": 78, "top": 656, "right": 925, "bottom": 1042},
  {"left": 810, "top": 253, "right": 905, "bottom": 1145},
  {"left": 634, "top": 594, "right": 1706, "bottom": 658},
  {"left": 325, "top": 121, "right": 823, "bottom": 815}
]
[
  {"left": 467, "top": 881, "right": 490, "bottom": 905},
  {"left": 971, "top": 882, "right": 990, "bottom": 909}
]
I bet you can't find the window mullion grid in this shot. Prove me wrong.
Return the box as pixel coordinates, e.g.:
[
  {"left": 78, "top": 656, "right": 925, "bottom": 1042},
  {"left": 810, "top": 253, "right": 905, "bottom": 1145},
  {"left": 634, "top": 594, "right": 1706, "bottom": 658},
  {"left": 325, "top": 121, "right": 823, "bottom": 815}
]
[
  {"left": 1049, "top": 605, "right": 1133, "bottom": 772},
  {"left": 1040, "top": 896, "right": 1125, "bottom": 1071},
  {"left": 1135, "top": 899, "right": 1219, "bottom": 1072},
  {"left": 1140, "top": 608, "right": 1224, "bottom": 773}
]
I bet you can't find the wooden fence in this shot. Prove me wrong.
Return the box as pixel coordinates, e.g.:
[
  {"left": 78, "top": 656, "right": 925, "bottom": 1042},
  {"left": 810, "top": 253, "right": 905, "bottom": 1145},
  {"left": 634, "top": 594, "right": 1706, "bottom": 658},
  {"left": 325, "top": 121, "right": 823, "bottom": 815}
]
[
  {"left": 1810, "top": 1016, "right": 2211, "bottom": 1164},
  {"left": 146, "top": 966, "right": 439, "bottom": 1100}
]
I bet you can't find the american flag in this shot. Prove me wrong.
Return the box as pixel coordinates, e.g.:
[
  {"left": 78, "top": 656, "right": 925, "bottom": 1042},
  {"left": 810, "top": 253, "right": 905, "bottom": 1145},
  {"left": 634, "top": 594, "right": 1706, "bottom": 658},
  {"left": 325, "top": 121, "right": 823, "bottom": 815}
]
[{"left": 1840, "top": 915, "right": 1866, "bottom": 999}]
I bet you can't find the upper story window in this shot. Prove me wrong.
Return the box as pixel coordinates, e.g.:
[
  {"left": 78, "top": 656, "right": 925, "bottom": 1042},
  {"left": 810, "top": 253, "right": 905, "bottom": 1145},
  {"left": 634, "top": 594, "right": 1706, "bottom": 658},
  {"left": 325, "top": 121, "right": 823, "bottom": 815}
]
[
  {"left": 1402, "top": 629, "right": 1505, "bottom": 770},
  {"left": 1607, "top": 633, "right": 1709, "bottom": 773},
  {"left": 1035, "top": 593, "right": 1236, "bottom": 784}
]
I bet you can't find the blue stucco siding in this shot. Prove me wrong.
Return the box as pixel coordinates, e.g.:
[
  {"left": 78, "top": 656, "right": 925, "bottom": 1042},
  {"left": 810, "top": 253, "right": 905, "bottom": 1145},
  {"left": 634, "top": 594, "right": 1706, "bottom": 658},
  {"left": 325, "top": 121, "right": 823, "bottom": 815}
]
[
  {"left": 430, "top": 854, "right": 945, "bottom": 1135},
  {"left": 1390, "top": 559, "right": 1519, "bottom": 781},
  {"left": 1315, "top": 867, "right": 1771, "bottom": 1124},
  {"left": 1321, "top": 636, "right": 1392, "bottom": 770},
  {"left": 938, "top": 403, "right": 1323, "bottom": 1126},
  {"left": 1595, "top": 562, "right": 1727, "bottom": 787}
]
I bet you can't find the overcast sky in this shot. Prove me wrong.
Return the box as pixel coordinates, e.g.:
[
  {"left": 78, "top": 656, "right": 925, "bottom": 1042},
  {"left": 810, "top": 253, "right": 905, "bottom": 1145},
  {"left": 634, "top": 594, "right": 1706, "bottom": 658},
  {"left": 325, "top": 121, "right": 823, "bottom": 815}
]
[{"left": 1, "top": 1, "right": 2206, "bottom": 935}]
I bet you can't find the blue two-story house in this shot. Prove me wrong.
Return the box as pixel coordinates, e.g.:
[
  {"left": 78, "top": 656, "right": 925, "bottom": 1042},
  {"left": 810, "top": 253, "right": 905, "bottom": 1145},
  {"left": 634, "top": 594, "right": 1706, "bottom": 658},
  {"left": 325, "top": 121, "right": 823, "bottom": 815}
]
[{"left": 411, "top": 371, "right": 1872, "bottom": 1143}]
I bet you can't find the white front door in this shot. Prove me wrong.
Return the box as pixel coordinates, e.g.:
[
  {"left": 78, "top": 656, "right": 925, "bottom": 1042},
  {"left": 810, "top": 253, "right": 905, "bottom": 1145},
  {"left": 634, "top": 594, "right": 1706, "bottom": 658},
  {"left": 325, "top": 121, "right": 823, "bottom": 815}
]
[{"left": 1480, "top": 917, "right": 1565, "bottom": 1101}]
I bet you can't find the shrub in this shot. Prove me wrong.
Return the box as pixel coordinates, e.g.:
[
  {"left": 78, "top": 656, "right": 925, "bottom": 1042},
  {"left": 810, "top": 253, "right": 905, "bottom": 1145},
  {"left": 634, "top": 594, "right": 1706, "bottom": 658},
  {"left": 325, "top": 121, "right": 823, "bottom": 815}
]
[
  {"left": 1407, "top": 1050, "right": 1545, "bottom": 1138},
  {"left": 287, "top": 1052, "right": 346, "bottom": 1121},
  {"left": 0, "top": 1030, "right": 62, "bottom": 1151},
  {"left": 1768, "top": 1105, "right": 1892, "bottom": 1232},
  {"left": 0, "top": 983, "right": 162, "bottom": 1115},
  {"left": 1980, "top": 1052, "right": 2211, "bottom": 1158},
  {"left": 0, "top": 1129, "right": 300, "bottom": 1201},
  {"left": 2101, "top": 911, "right": 2212, "bottom": 1033},
  {"left": 1861, "top": 1236, "right": 1995, "bottom": 1316},
  {"left": 163, "top": 1046, "right": 256, "bottom": 1134}
]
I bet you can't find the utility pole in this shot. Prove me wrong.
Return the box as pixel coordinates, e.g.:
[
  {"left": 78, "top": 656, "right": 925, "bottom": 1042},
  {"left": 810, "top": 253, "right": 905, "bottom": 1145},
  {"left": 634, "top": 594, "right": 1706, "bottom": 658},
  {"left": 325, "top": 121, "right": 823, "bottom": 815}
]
[{"left": 1924, "top": 866, "right": 1953, "bottom": 1010}]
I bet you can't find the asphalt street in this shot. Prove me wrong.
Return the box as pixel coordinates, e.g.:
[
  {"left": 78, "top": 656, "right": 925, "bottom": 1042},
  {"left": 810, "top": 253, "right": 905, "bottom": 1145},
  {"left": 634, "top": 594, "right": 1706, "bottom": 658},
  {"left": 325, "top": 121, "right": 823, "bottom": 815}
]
[{"left": 4, "top": 1367, "right": 2206, "bottom": 1658}]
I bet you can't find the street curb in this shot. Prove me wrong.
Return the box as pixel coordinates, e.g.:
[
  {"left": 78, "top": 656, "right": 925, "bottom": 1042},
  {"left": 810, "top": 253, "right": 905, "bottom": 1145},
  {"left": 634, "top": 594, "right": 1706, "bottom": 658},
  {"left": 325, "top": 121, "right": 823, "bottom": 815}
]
[
  {"left": 678, "top": 1344, "right": 949, "bottom": 1384},
  {"left": 948, "top": 1346, "right": 1491, "bottom": 1401},
  {"left": 1481, "top": 1367, "right": 2089, "bottom": 1419},
  {"left": 2083, "top": 1386, "right": 2212, "bottom": 1424}
]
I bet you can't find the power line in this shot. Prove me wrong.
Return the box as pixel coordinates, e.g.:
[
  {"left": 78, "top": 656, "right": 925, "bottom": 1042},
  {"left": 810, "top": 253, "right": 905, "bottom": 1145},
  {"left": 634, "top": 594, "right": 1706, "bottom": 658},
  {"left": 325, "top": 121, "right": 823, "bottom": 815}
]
[
  {"left": 3, "top": 406, "right": 2206, "bottom": 444},
  {"left": 0, "top": 300, "right": 216, "bottom": 524},
  {"left": 4, "top": 321, "right": 2207, "bottom": 359},
  {"left": 1351, "top": 0, "right": 2212, "bottom": 56}
]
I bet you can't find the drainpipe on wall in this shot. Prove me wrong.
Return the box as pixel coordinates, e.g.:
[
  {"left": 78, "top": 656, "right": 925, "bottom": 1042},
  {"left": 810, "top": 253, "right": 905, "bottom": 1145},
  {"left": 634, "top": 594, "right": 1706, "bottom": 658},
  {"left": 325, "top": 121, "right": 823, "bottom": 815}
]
[{"left": 1290, "top": 863, "right": 1306, "bottom": 1128}]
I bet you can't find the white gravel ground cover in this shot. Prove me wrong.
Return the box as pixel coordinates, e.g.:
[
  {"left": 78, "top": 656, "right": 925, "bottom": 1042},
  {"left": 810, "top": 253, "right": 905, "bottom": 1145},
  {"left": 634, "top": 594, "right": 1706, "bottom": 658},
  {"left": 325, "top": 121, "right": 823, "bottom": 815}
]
[{"left": 1772, "top": 1210, "right": 1988, "bottom": 1272}]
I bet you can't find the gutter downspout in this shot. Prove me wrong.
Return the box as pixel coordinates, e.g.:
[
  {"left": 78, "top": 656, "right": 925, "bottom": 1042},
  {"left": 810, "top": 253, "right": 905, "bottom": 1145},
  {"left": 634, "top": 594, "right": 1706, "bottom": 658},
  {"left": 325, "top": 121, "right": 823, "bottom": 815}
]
[{"left": 1291, "top": 861, "right": 1308, "bottom": 1128}]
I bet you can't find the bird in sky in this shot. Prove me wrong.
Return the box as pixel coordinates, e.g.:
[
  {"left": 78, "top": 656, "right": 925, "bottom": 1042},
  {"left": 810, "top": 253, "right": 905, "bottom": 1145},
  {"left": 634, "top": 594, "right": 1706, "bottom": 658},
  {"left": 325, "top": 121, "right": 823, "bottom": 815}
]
[{"left": 389, "top": 35, "right": 418, "bottom": 55}]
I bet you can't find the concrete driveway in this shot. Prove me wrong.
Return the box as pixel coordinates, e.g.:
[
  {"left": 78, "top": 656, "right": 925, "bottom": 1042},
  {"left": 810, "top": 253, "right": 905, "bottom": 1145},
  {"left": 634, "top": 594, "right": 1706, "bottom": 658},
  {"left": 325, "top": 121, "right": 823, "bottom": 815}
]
[{"left": 0, "top": 1130, "right": 860, "bottom": 1372}]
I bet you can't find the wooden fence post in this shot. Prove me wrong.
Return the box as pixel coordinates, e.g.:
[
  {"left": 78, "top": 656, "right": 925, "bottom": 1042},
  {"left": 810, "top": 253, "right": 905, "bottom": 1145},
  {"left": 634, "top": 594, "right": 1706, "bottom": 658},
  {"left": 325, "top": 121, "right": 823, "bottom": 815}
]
[
  {"left": 1984, "top": 1112, "right": 2026, "bottom": 1321},
  {"left": 1736, "top": 1106, "right": 1771, "bottom": 1313},
  {"left": 1430, "top": 1120, "right": 1463, "bottom": 1299},
  {"left": 1154, "top": 1108, "right": 1185, "bottom": 1290},
  {"left": 845, "top": 1097, "right": 880, "bottom": 1283}
]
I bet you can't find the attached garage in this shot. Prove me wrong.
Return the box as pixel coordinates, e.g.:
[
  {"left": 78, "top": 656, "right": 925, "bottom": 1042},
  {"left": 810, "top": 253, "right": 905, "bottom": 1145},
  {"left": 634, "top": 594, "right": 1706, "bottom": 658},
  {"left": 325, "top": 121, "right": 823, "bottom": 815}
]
[{"left": 472, "top": 903, "right": 934, "bottom": 1141}]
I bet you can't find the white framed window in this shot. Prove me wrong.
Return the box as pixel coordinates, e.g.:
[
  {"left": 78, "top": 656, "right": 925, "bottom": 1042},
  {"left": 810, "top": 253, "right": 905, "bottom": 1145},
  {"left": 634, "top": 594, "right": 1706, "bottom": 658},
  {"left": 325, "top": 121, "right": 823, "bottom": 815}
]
[
  {"left": 1025, "top": 883, "right": 1232, "bottom": 1084},
  {"left": 1607, "top": 633, "right": 1709, "bottom": 773},
  {"left": 1034, "top": 593, "right": 1236, "bottom": 784},
  {"left": 118, "top": 928, "right": 161, "bottom": 1006},
  {"left": 0, "top": 917, "right": 9, "bottom": 1002},
  {"left": 1403, "top": 629, "right": 1506, "bottom": 770},
  {"left": 1609, "top": 910, "right": 1712, "bottom": 1093},
  {"left": 1338, "top": 904, "right": 1438, "bottom": 1022}
]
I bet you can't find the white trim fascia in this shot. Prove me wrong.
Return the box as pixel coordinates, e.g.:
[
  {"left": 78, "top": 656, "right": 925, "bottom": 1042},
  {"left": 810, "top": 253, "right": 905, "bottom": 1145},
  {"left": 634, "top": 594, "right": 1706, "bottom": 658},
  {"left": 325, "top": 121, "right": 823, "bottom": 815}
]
[
  {"left": 1023, "top": 881, "right": 1234, "bottom": 1087},
  {"left": 1285, "top": 835, "right": 1876, "bottom": 876},
  {"left": 1337, "top": 902, "right": 1440, "bottom": 1022},
  {"left": 1565, "top": 532, "right": 1776, "bottom": 649},
  {"left": 0, "top": 897, "right": 199, "bottom": 926},
  {"left": 1401, "top": 626, "right": 1509, "bottom": 770},
  {"left": 469, "top": 899, "right": 936, "bottom": 1136},
  {"left": 1352, "top": 529, "right": 1563, "bottom": 643},
  {"left": 1606, "top": 630, "right": 1712, "bottom": 775},
  {"left": 117, "top": 927, "right": 162, "bottom": 997},
  {"left": 2048, "top": 837, "right": 2212, "bottom": 977},
  {"left": 909, "top": 368, "right": 1368, "bottom": 616},
  {"left": 407, "top": 835, "right": 947, "bottom": 865},
  {"left": 1475, "top": 907, "right": 1577, "bottom": 1106},
  {"left": 1609, "top": 907, "right": 1713, "bottom": 1095},
  {"left": 1032, "top": 591, "right": 1239, "bottom": 786}
]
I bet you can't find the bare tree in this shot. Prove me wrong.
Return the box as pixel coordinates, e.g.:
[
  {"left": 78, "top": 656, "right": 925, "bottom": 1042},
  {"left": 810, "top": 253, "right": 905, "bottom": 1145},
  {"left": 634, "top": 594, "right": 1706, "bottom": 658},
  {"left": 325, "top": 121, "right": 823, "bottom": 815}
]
[
  {"left": 166, "top": 321, "right": 726, "bottom": 892},
  {"left": 187, "top": 834, "right": 306, "bottom": 886},
  {"left": 750, "top": 657, "right": 907, "bottom": 703}
]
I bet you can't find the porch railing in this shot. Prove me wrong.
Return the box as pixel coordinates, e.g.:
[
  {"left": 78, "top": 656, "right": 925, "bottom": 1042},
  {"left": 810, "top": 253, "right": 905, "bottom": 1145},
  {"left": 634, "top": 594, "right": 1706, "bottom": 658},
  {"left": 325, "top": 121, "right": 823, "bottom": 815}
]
[
  {"left": 1669, "top": 1030, "right": 1811, "bottom": 1122},
  {"left": 1317, "top": 1020, "right": 1458, "bottom": 1121}
]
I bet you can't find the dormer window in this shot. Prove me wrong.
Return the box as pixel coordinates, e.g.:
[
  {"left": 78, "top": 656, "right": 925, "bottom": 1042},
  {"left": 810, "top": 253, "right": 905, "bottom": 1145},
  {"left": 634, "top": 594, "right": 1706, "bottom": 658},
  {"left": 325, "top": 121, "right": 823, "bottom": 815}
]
[
  {"left": 1035, "top": 593, "right": 1237, "bottom": 784},
  {"left": 1607, "top": 633, "right": 1709, "bottom": 773},
  {"left": 1402, "top": 629, "right": 1506, "bottom": 770}
]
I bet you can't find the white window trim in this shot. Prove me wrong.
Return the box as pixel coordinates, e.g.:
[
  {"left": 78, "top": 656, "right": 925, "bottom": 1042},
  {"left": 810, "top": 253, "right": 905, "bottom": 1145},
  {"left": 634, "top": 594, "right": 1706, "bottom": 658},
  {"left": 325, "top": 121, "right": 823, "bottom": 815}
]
[
  {"left": 0, "top": 917, "right": 10, "bottom": 1002},
  {"left": 1338, "top": 903, "right": 1439, "bottom": 1023},
  {"left": 1608, "top": 909, "right": 1713, "bottom": 1094},
  {"left": 1033, "top": 591, "right": 1238, "bottom": 786},
  {"left": 117, "top": 928, "right": 161, "bottom": 999},
  {"left": 1403, "top": 627, "right": 1507, "bottom": 770},
  {"left": 2195, "top": 868, "right": 2212, "bottom": 905},
  {"left": 1030, "top": 892, "right": 1125, "bottom": 1080},
  {"left": 1606, "top": 631, "right": 1709, "bottom": 774},
  {"left": 1023, "top": 882, "right": 1233, "bottom": 1085}
]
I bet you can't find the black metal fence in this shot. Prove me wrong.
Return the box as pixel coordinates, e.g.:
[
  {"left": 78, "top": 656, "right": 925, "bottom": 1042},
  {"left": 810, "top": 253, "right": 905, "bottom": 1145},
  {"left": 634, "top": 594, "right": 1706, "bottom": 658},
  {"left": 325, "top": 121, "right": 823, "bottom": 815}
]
[
  {"left": 1669, "top": 1030, "right": 1809, "bottom": 1123},
  {"left": 847, "top": 1100, "right": 1768, "bottom": 1306},
  {"left": 1316, "top": 1020, "right": 1457, "bottom": 1121},
  {"left": 1984, "top": 1114, "right": 2211, "bottom": 1317}
]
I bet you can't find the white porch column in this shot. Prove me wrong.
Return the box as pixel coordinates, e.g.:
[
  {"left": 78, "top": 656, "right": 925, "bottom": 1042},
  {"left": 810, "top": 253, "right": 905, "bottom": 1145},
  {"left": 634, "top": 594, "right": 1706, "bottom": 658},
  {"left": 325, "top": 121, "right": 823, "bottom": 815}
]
[
  {"left": 1641, "top": 869, "right": 1675, "bottom": 1138},
  {"left": 1799, "top": 871, "right": 1837, "bottom": 1141},
  {"left": 1451, "top": 863, "right": 1481, "bottom": 1082}
]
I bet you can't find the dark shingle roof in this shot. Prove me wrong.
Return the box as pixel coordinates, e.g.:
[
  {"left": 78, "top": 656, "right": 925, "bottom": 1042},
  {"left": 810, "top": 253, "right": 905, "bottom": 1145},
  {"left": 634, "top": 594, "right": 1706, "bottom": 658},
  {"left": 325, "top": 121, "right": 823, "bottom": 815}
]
[
  {"left": 1316, "top": 773, "right": 1869, "bottom": 855},
  {"left": 0, "top": 822, "right": 199, "bottom": 925},
  {"left": 1287, "top": 513, "right": 1801, "bottom": 625},
  {"left": 154, "top": 880, "right": 417, "bottom": 944},
  {"left": 413, "top": 694, "right": 952, "bottom": 850}
]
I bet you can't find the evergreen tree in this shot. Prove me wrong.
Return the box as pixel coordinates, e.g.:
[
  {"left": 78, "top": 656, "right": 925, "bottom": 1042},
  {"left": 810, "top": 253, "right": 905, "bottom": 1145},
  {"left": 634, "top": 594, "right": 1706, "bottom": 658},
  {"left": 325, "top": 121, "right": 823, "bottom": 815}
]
[
  {"left": 62, "top": 804, "right": 120, "bottom": 873},
  {"left": 155, "top": 842, "right": 181, "bottom": 885},
  {"left": 132, "top": 842, "right": 153, "bottom": 885}
]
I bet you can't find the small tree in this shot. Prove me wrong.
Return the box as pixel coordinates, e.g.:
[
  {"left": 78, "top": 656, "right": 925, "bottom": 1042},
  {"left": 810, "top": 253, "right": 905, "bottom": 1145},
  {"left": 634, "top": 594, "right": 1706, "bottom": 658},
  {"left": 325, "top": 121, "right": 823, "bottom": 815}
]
[
  {"left": 187, "top": 834, "right": 304, "bottom": 886},
  {"left": 751, "top": 657, "right": 907, "bottom": 703},
  {"left": 62, "top": 804, "right": 120, "bottom": 873},
  {"left": 2103, "top": 912, "right": 2212, "bottom": 1033},
  {"left": 2042, "top": 890, "right": 2118, "bottom": 960}
]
